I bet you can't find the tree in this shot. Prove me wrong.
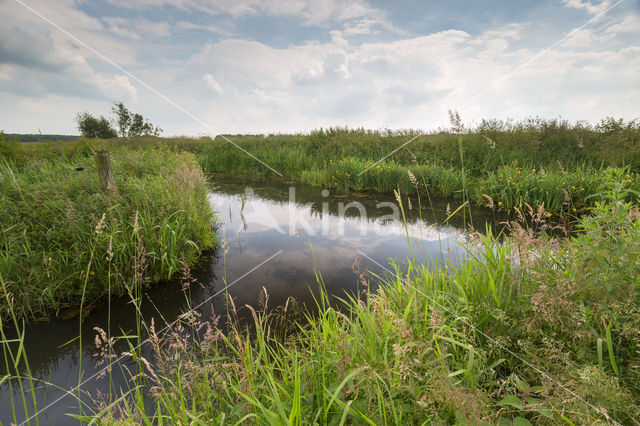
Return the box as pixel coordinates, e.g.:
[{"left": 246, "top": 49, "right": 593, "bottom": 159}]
[
  {"left": 112, "top": 102, "right": 132, "bottom": 138},
  {"left": 75, "top": 112, "right": 118, "bottom": 138},
  {"left": 111, "top": 102, "right": 162, "bottom": 137},
  {"left": 129, "top": 113, "right": 162, "bottom": 137}
]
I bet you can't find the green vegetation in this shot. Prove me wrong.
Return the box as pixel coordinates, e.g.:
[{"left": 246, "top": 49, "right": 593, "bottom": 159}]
[
  {"left": 75, "top": 112, "right": 118, "bottom": 139},
  {"left": 0, "top": 134, "right": 216, "bottom": 321},
  {"left": 111, "top": 101, "right": 163, "bottom": 138},
  {"left": 75, "top": 101, "right": 162, "bottom": 140},
  {"left": 161, "top": 117, "right": 639, "bottom": 216},
  {"left": 1, "top": 116, "right": 639, "bottom": 424},
  {"left": 2, "top": 134, "right": 79, "bottom": 143},
  {"left": 83, "top": 169, "right": 640, "bottom": 424}
]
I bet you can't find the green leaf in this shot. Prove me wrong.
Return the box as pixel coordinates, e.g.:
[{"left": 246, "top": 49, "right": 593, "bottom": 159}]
[
  {"left": 512, "top": 416, "right": 532, "bottom": 426},
  {"left": 498, "top": 395, "right": 523, "bottom": 410},
  {"left": 525, "top": 397, "right": 539, "bottom": 405}
]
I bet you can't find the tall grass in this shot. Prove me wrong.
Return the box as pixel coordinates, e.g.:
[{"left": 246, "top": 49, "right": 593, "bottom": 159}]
[
  {"left": 5, "top": 118, "right": 639, "bottom": 217},
  {"left": 95, "top": 117, "right": 640, "bottom": 216},
  {"left": 76, "top": 171, "right": 640, "bottom": 424},
  {"left": 0, "top": 141, "right": 216, "bottom": 321}
]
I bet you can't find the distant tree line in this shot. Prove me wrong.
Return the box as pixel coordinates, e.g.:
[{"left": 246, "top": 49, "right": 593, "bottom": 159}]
[
  {"left": 3, "top": 134, "right": 79, "bottom": 142},
  {"left": 75, "top": 102, "right": 163, "bottom": 139}
]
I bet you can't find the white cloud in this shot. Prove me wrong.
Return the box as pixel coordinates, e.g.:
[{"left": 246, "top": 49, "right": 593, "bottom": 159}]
[
  {"left": 102, "top": 17, "right": 172, "bottom": 40},
  {"left": 175, "top": 21, "right": 233, "bottom": 37},
  {"left": 169, "top": 24, "right": 639, "bottom": 135},
  {"left": 605, "top": 15, "right": 640, "bottom": 34},
  {"left": 562, "top": 0, "right": 615, "bottom": 15},
  {"left": 104, "top": 0, "right": 400, "bottom": 32},
  {"left": 203, "top": 73, "right": 222, "bottom": 93},
  {"left": 0, "top": 0, "right": 638, "bottom": 135}
]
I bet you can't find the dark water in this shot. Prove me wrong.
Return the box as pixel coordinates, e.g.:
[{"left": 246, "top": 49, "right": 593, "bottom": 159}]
[{"left": 0, "top": 174, "right": 500, "bottom": 424}]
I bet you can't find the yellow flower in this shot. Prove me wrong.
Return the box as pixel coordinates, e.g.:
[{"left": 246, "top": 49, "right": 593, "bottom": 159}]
[
  {"left": 498, "top": 201, "right": 503, "bottom": 206},
  {"left": 572, "top": 208, "right": 577, "bottom": 212},
  {"left": 571, "top": 185, "right": 577, "bottom": 190},
  {"left": 626, "top": 174, "right": 630, "bottom": 178},
  {"left": 532, "top": 169, "right": 536, "bottom": 172}
]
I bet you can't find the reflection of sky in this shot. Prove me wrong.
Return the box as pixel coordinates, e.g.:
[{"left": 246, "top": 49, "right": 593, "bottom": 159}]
[
  {"left": 207, "top": 189, "right": 467, "bottom": 312},
  {"left": 1, "top": 182, "right": 471, "bottom": 424}
]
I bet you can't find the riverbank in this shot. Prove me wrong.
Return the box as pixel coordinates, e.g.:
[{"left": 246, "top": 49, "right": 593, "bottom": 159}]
[
  {"left": 0, "top": 136, "right": 216, "bottom": 321},
  {"left": 124, "top": 118, "right": 639, "bottom": 216},
  {"left": 90, "top": 171, "right": 640, "bottom": 424}
]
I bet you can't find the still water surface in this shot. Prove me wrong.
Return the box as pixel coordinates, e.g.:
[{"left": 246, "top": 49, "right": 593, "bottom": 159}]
[{"left": 0, "top": 174, "right": 499, "bottom": 424}]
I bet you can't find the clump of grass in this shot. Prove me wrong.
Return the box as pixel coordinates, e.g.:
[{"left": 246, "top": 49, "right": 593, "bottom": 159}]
[{"left": 0, "top": 142, "right": 216, "bottom": 321}]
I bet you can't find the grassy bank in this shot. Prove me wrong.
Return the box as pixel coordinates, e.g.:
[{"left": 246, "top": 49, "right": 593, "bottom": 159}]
[
  {"left": 0, "top": 136, "right": 216, "bottom": 321},
  {"left": 8, "top": 118, "right": 638, "bottom": 216},
  {"left": 130, "top": 118, "right": 640, "bottom": 216},
  {"left": 80, "top": 170, "right": 640, "bottom": 424}
]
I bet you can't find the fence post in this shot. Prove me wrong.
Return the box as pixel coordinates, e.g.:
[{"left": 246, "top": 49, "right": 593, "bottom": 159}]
[{"left": 95, "top": 150, "right": 117, "bottom": 195}]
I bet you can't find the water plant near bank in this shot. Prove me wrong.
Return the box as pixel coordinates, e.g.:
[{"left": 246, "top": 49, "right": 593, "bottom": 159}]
[{"left": 137, "top": 117, "right": 640, "bottom": 216}]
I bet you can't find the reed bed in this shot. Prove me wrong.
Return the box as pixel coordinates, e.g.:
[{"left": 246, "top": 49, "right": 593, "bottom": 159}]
[{"left": 123, "top": 118, "right": 640, "bottom": 216}]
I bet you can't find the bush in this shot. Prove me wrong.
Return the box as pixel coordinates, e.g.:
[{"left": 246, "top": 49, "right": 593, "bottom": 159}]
[{"left": 75, "top": 112, "right": 118, "bottom": 139}]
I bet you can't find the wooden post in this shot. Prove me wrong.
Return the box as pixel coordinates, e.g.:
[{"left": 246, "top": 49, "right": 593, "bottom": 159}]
[{"left": 95, "top": 150, "right": 117, "bottom": 195}]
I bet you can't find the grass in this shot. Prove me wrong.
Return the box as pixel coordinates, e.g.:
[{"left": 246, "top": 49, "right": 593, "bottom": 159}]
[
  {"left": 0, "top": 136, "right": 216, "bottom": 321},
  {"left": 6, "top": 117, "right": 639, "bottom": 216},
  {"left": 70, "top": 169, "right": 640, "bottom": 424},
  {"left": 93, "top": 117, "right": 640, "bottom": 217}
]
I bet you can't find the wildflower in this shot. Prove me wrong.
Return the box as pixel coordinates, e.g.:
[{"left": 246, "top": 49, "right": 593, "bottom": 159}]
[
  {"left": 626, "top": 174, "right": 630, "bottom": 178},
  {"left": 571, "top": 185, "right": 577, "bottom": 190},
  {"left": 95, "top": 212, "right": 106, "bottom": 235},
  {"left": 498, "top": 201, "right": 503, "bottom": 206},
  {"left": 572, "top": 207, "right": 577, "bottom": 212},
  {"left": 106, "top": 235, "right": 113, "bottom": 262},
  {"left": 532, "top": 169, "right": 536, "bottom": 173}
]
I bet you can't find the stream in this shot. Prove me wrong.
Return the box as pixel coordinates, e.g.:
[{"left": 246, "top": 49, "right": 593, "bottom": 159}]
[{"left": 0, "top": 173, "right": 501, "bottom": 424}]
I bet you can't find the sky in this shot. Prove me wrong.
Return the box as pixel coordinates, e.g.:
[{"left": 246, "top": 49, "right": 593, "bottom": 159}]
[{"left": 0, "top": 0, "right": 639, "bottom": 136}]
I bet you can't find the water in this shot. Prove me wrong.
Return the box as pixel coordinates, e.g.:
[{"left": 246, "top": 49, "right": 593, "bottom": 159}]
[{"left": 0, "top": 173, "right": 500, "bottom": 424}]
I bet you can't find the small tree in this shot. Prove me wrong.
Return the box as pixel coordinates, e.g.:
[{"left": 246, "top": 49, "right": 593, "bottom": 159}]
[
  {"left": 112, "top": 102, "right": 162, "bottom": 137},
  {"left": 129, "top": 113, "right": 162, "bottom": 137},
  {"left": 75, "top": 112, "right": 118, "bottom": 138},
  {"left": 112, "top": 102, "right": 132, "bottom": 138}
]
